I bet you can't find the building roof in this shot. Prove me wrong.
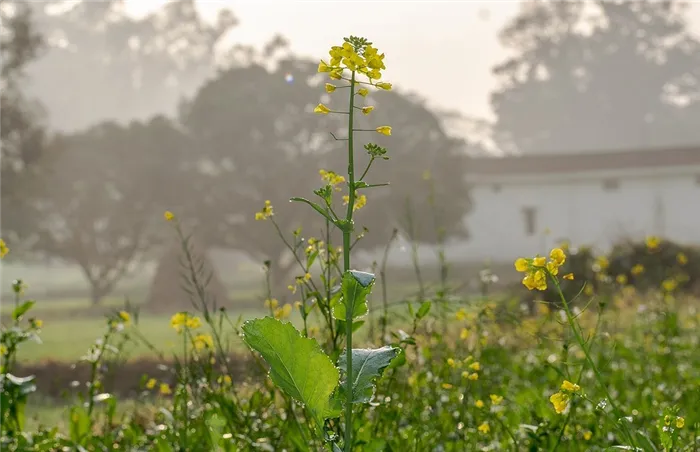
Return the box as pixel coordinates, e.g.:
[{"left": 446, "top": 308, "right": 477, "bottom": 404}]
[{"left": 466, "top": 146, "right": 700, "bottom": 176}]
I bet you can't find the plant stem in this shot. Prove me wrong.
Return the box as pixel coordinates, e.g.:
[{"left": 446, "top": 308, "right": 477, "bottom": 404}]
[{"left": 343, "top": 70, "right": 357, "bottom": 452}]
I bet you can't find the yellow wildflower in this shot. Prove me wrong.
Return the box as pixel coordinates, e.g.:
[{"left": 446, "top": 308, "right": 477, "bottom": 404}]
[
  {"left": 677, "top": 252, "right": 688, "bottom": 265},
  {"left": 533, "top": 256, "right": 546, "bottom": 267},
  {"left": 159, "top": 383, "right": 172, "bottom": 395},
  {"left": 459, "top": 328, "right": 469, "bottom": 340},
  {"left": 375, "top": 82, "right": 392, "bottom": 90},
  {"left": 549, "top": 248, "right": 566, "bottom": 266},
  {"left": 446, "top": 358, "right": 456, "bottom": 368},
  {"left": 361, "top": 106, "right": 374, "bottom": 115},
  {"left": 186, "top": 316, "right": 201, "bottom": 330},
  {"left": 274, "top": 304, "right": 292, "bottom": 320},
  {"left": 662, "top": 278, "right": 677, "bottom": 292},
  {"left": 357, "top": 87, "right": 369, "bottom": 97},
  {"left": 170, "top": 312, "right": 201, "bottom": 333},
  {"left": 118, "top": 311, "right": 131, "bottom": 324},
  {"left": 546, "top": 261, "right": 559, "bottom": 276},
  {"left": 469, "top": 362, "right": 480, "bottom": 371},
  {"left": 314, "top": 104, "right": 331, "bottom": 114},
  {"left": 145, "top": 378, "right": 156, "bottom": 389},
  {"left": 478, "top": 422, "right": 490, "bottom": 434},
  {"left": 255, "top": 200, "right": 274, "bottom": 221},
  {"left": 441, "top": 383, "right": 453, "bottom": 390},
  {"left": 676, "top": 417, "right": 685, "bottom": 429},
  {"left": 475, "top": 400, "right": 485, "bottom": 409},
  {"left": 563, "top": 273, "right": 574, "bottom": 280},
  {"left": 616, "top": 274, "right": 628, "bottom": 285},
  {"left": 342, "top": 194, "right": 367, "bottom": 211},
  {"left": 468, "top": 372, "right": 479, "bottom": 381},
  {"left": 375, "top": 126, "right": 392, "bottom": 136},
  {"left": 304, "top": 272, "right": 312, "bottom": 281},
  {"left": 489, "top": 394, "right": 503, "bottom": 405},
  {"left": 596, "top": 256, "right": 609, "bottom": 271},
  {"left": 631, "top": 264, "right": 645, "bottom": 276},
  {"left": 32, "top": 319, "right": 43, "bottom": 329},
  {"left": 549, "top": 392, "right": 570, "bottom": 414},
  {"left": 193, "top": 333, "right": 214, "bottom": 350},
  {"left": 560, "top": 380, "right": 581, "bottom": 392},
  {"left": 318, "top": 60, "right": 331, "bottom": 73},
  {"left": 0, "top": 345, "right": 6, "bottom": 356},
  {"left": 514, "top": 258, "right": 529, "bottom": 272},
  {"left": 0, "top": 239, "right": 8, "bottom": 258},
  {"left": 264, "top": 298, "right": 279, "bottom": 309},
  {"left": 164, "top": 211, "right": 175, "bottom": 222},
  {"left": 645, "top": 235, "right": 660, "bottom": 250},
  {"left": 583, "top": 431, "right": 592, "bottom": 440},
  {"left": 325, "top": 83, "right": 336, "bottom": 93}
]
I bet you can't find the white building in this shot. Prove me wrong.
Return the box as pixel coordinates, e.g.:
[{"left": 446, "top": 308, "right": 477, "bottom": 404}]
[{"left": 442, "top": 146, "right": 700, "bottom": 263}]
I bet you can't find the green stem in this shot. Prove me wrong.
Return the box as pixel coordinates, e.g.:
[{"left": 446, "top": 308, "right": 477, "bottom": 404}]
[{"left": 343, "top": 70, "right": 357, "bottom": 452}]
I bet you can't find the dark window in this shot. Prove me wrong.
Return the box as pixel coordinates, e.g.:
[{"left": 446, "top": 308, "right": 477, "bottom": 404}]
[
  {"left": 523, "top": 207, "right": 537, "bottom": 236},
  {"left": 602, "top": 178, "right": 620, "bottom": 191}
]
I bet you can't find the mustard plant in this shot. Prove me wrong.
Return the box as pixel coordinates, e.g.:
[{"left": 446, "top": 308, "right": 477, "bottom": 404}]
[{"left": 243, "top": 36, "right": 400, "bottom": 451}]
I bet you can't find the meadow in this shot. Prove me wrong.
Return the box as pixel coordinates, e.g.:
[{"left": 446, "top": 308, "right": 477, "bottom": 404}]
[{"left": 2, "top": 36, "right": 699, "bottom": 451}]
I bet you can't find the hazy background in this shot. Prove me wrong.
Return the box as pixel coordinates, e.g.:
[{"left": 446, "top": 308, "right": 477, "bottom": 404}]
[{"left": 2, "top": 0, "right": 700, "bottom": 320}]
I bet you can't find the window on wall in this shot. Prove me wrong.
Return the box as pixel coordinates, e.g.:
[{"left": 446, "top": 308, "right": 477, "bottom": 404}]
[
  {"left": 602, "top": 178, "right": 620, "bottom": 191},
  {"left": 522, "top": 207, "right": 537, "bottom": 236}
]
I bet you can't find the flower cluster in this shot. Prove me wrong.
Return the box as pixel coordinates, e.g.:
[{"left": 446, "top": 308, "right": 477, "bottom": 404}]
[
  {"left": 170, "top": 312, "right": 202, "bottom": 334},
  {"left": 254, "top": 200, "right": 274, "bottom": 221},
  {"left": 0, "top": 238, "right": 8, "bottom": 258},
  {"left": 549, "top": 380, "right": 581, "bottom": 414},
  {"left": 514, "top": 248, "right": 572, "bottom": 291}
]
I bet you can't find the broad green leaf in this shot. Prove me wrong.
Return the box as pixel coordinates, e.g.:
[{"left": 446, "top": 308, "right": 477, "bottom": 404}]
[
  {"left": 242, "top": 317, "right": 340, "bottom": 426},
  {"left": 333, "top": 270, "right": 375, "bottom": 321},
  {"left": 338, "top": 346, "right": 399, "bottom": 403},
  {"left": 12, "top": 300, "right": 35, "bottom": 321},
  {"left": 416, "top": 300, "right": 432, "bottom": 319}
]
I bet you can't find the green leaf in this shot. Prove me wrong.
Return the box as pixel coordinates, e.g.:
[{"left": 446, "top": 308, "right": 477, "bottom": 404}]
[
  {"left": 12, "top": 300, "right": 35, "bottom": 321},
  {"left": 338, "top": 346, "right": 399, "bottom": 403},
  {"left": 416, "top": 300, "right": 431, "bottom": 319},
  {"left": 333, "top": 270, "right": 375, "bottom": 321},
  {"left": 241, "top": 317, "right": 340, "bottom": 426},
  {"left": 290, "top": 197, "right": 337, "bottom": 225}
]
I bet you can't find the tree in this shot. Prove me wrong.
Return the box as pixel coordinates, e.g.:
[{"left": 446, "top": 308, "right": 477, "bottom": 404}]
[
  {"left": 0, "top": 0, "right": 44, "bottom": 200},
  {"left": 28, "top": 117, "right": 189, "bottom": 304},
  {"left": 25, "top": 0, "right": 237, "bottom": 131},
  {"left": 179, "top": 57, "right": 474, "bottom": 288},
  {"left": 491, "top": 0, "right": 700, "bottom": 154}
]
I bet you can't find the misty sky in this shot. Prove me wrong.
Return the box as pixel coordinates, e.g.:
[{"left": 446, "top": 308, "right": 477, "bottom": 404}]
[{"left": 124, "top": 1, "right": 700, "bottom": 121}]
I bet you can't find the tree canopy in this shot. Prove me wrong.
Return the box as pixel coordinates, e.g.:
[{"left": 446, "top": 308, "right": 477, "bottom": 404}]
[{"left": 491, "top": 0, "right": 700, "bottom": 154}]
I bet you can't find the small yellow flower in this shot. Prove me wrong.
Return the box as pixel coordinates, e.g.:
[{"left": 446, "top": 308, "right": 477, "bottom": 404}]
[
  {"left": 441, "top": 383, "right": 453, "bottom": 390},
  {"left": 287, "top": 284, "right": 296, "bottom": 294},
  {"left": 645, "top": 235, "right": 660, "bottom": 250},
  {"left": 329, "top": 68, "right": 344, "bottom": 80},
  {"left": 361, "top": 106, "right": 375, "bottom": 115},
  {"left": 447, "top": 358, "right": 456, "bottom": 368},
  {"left": 459, "top": 328, "right": 469, "bottom": 340},
  {"left": 186, "top": 316, "right": 201, "bottom": 330},
  {"left": 314, "top": 103, "right": 331, "bottom": 114},
  {"left": 170, "top": 312, "right": 201, "bottom": 333},
  {"left": 676, "top": 417, "right": 685, "bottom": 429},
  {"left": 475, "top": 400, "right": 485, "bottom": 409},
  {"left": 596, "top": 256, "right": 609, "bottom": 271},
  {"left": 0, "top": 239, "right": 9, "bottom": 258},
  {"left": 631, "top": 264, "right": 645, "bottom": 276},
  {"left": 264, "top": 298, "right": 279, "bottom": 309},
  {"left": 560, "top": 380, "right": 581, "bottom": 392},
  {"left": 118, "top": 311, "right": 131, "bottom": 324},
  {"left": 616, "top": 274, "right": 628, "bottom": 285},
  {"left": 274, "top": 304, "right": 293, "bottom": 320},
  {"left": 468, "top": 372, "right": 479, "bottom": 381},
  {"left": 325, "top": 83, "right": 336, "bottom": 93},
  {"left": 677, "top": 252, "right": 688, "bottom": 265},
  {"left": 375, "top": 126, "right": 392, "bottom": 136},
  {"left": 563, "top": 273, "right": 574, "bottom": 280},
  {"left": 550, "top": 392, "right": 570, "bottom": 414},
  {"left": 146, "top": 378, "right": 157, "bottom": 389},
  {"left": 255, "top": 200, "right": 274, "bottom": 221},
  {"left": 533, "top": 256, "right": 546, "bottom": 267},
  {"left": 318, "top": 60, "right": 331, "bottom": 73},
  {"left": 490, "top": 394, "right": 503, "bottom": 405},
  {"left": 549, "top": 248, "right": 566, "bottom": 266},
  {"left": 0, "top": 344, "right": 7, "bottom": 355},
  {"left": 469, "top": 362, "right": 480, "bottom": 371},
  {"left": 546, "top": 261, "right": 559, "bottom": 276},
  {"left": 375, "top": 82, "right": 392, "bottom": 90},
  {"left": 32, "top": 319, "right": 43, "bottom": 329},
  {"left": 159, "top": 383, "right": 172, "bottom": 395},
  {"left": 304, "top": 272, "right": 312, "bottom": 281},
  {"left": 662, "top": 278, "right": 677, "bottom": 292},
  {"left": 583, "top": 431, "right": 592, "bottom": 441},
  {"left": 357, "top": 87, "right": 369, "bottom": 97},
  {"left": 514, "top": 258, "right": 529, "bottom": 272},
  {"left": 478, "top": 422, "right": 490, "bottom": 434},
  {"left": 193, "top": 333, "right": 214, "bottom": 350}
]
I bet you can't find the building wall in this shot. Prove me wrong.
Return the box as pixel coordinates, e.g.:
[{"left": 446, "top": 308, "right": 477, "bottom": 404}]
[{"left": 440, "top": 165, "right": 700, "bottom": 263}]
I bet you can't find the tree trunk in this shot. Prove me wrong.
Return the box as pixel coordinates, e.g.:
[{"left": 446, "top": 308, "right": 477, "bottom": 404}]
[{"left": 89, "top": 283, "right": 107, "bottom": 306}]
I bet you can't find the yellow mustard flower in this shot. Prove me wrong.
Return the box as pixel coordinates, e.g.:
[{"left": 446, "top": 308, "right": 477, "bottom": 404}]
[
  {"left": 475, "top": 400, "right": 485, "bottom": 409},
  {"left": 325, "top": 83, "right": 336, "bottom": 93},
  {"left": 357, "top": 87, "right": 369, "bottom": 97},
  {"left": 264, "top": 298, "right": 279, "bottom": 309},
  {"left": 631, "top": 264, "right": 645, "bottom": 276},
  {"left": 563, "top": 273, "right": 574, "bottom": 280},
  {"left": 468, "top": 372, "right": 479, "bottom": 381},
  {"left": 318, "top": 60, "right": 331, "bottom": 73},
  {"left": 596, "top": 256, "right": 609, "bottom": 271},
  {"left": 193, "top": 333, "right": 214, "bottom": 350},
  {"left": 478, "top": 422, "right": 490, "bottom": 434},
  {"left": 255, "top": 200, "right": 274, "bottom": 221},
  {"left": 616, "top": 274, "right": 628, "bottom": 285},
  {"left": 583, "top": 431, "right": 593, "bottom": 440},
  {"left": 118, "top": 311, "right": 131, "bottom": 324},
  {"left": 159, "top": 383, "right": 172, "bottom": 395},
  {"left": 375, "top": 126, "right": 392, "bottom": 136},
  {"left": 662, "top": 278, "right": 677, "bottom": 292},
  {"left": 514, "top": 258, "right": 529, "bottom": 272},
  {"left": 314, "top": 104, "right": 331, "bottom": 114},
  {"left": 460, "top": 328, "right": 469, "bottom": 340},
  {"left": 274, "top": 304, "right": 293, "bottom": 320},
  {"left": 560, "top": 380, "right": 581, "bottom": 392},
  {"left": 146, "top": 378, "right": 157, "bottom": 389},
  {"left": 170, "top": 312, "right": 201, "bottom": 334},
  {"left": 469, "top": 362, "right": 481, "bottom": 371},
  {"left": 550, "top": 392, "right": 570, "bottom": 414},
  {"left": 441, "top": 383, "right": 453, "bottom": 390},
  {"left": 646, "top": 235, "right": 660, "bottom": 250},
  {"left": 490, "top": 394, "right": 504, "bottom": 405},
  {"left": 533, "top": 256, "right": 546, "bottom": 267},
  {"left": 446, "top": 358, "right": 456, "bottom": 368},
  {"left": 676, "top": 417, "right": 685, "bottom": 428},
  {"left": 550, "top": 248, "right": 566, "bottom": 266},
  {"left": 32, "top": 319, "right": 43, "bottom": 329},
  {"left": 361, "top": 106, "right": 374, "bottom": 115},
  {"left": 677, "top": 252, "right": 688, "bottom": 265},
  {"left": 375, "top": 82, "right": 392, "bottom": 90},
  {"left": 163, "top": 211, "right": 175, "bottom": 222},
  {"left": 0, "top": 239, "right": 8, "bottom": 258}
]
